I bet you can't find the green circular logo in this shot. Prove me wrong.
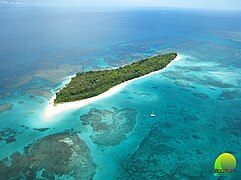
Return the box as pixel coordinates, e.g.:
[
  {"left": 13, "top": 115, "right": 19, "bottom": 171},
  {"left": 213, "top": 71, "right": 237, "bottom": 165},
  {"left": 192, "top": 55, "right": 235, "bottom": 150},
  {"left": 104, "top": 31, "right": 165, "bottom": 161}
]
[{"left": 214, "top": 153, "right": 236, "bottom": 170}]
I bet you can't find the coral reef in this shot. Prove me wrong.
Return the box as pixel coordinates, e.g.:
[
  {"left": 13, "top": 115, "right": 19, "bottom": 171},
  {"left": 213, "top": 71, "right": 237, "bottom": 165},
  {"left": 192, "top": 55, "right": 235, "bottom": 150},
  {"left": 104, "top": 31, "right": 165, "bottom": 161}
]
[
  {"left": 0, "top": 102, "right": 13, "bottom": 113},
  {"left": 118, "top": 114, "right": 241, "bottom": 179},
  {"left": 0, "top": 132, "right": 96, "bottom": 179},
  {"left": 33, "top": 128, "right": 50, "bottom": 132},
  {"left": 218, "top": 90, "right": 241, "bottom": 100},
  {"left": 0, "top": 128, "right": 17, "bottom": 144},
  {"left": 27, "top": 89, "right": 53, "bottom": 99},
  {"left": 80, "top": 107, "right": 137, "bottom": 146}
]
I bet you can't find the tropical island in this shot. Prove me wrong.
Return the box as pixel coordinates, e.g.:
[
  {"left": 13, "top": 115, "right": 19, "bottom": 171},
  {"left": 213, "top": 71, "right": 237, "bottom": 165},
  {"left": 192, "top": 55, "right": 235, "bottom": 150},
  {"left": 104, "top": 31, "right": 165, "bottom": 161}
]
[{"left": 54, "top": 52, "right": 177, "bottom": 104}]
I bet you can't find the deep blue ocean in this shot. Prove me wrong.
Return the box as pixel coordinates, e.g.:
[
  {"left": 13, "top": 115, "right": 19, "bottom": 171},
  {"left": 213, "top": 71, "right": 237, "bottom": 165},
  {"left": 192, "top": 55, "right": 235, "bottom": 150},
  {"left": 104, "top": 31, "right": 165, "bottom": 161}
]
[{"left": 0, "top": 7, "right": 241, "bottom": 179}]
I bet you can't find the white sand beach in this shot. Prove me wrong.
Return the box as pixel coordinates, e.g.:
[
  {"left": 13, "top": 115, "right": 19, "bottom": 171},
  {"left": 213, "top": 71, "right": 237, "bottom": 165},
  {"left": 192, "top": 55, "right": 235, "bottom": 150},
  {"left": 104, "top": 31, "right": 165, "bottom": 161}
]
[{"left": 44, "top": 53, "right": 182, "bottom": 119}]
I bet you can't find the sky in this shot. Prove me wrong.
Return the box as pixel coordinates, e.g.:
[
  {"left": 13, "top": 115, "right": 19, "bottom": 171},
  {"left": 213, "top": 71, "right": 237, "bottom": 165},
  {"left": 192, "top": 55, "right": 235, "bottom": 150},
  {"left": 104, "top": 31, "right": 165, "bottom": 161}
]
[{"left": 0, "top": 0, "right": 241, "bottom": 10}]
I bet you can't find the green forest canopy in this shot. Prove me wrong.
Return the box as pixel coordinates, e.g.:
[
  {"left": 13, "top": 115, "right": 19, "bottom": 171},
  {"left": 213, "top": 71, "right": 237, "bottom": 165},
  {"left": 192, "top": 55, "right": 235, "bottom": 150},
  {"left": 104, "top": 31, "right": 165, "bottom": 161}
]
[{"left": 55, "top": 52, "right": 177, "bottom": 103}]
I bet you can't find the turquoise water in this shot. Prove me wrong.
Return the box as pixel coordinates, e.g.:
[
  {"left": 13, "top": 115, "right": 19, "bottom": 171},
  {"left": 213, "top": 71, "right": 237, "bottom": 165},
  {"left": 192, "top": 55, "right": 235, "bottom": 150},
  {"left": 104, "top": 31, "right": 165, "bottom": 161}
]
[{"left": 0, "top": 7, "right": 241, "bottom": 179}]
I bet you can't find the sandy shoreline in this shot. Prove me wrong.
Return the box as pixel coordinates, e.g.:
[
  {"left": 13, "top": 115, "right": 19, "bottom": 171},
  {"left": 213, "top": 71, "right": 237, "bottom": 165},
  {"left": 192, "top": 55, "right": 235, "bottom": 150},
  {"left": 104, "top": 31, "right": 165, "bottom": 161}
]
[{"left": 44, "top": 53, "right": 182, "bottom": 119}]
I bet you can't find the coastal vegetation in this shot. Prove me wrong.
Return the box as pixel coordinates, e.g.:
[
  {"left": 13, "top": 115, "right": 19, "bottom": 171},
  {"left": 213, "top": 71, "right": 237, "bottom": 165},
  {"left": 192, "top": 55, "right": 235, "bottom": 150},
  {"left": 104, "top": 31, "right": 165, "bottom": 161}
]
[{"left": 55, "top": 52, "right": 177, "bottom": 103}]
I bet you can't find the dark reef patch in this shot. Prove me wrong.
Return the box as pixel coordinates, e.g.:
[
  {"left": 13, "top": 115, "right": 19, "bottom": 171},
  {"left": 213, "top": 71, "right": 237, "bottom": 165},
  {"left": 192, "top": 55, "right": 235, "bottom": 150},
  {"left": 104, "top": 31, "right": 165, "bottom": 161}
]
[
  {"left": 117, "top": 114, "right": 240, "bottom": 179},
  {"left": 103, "top": 57, "right": 126, "bottom": 67},
  {"left": 27, "top": 89, "right": 53, "bottom": 100},
  {"left": 218, "top": 90, "right": 241, "bottom": 100},
  {"left": 0, "top": 132, "right": 96, "bottom": 179},
  {"left": 0, "top": 92, "right": 13, "bottom": 99},
  {"left": 80, "top": 107, "right": 137, "bottom": 146},
  {"left": 221, "top": 118, "right": 241, "bottom": 137},
  {"left": 0, "top": 102, "right": 14, "bottom": 113},
  {"left": 191, "top": 93, "right": 209, "bottom": 100},
  {"left": 133, "top": 91, "right": 153, "bottom": 97},
  {"left": 0, "top": 128, "right": 17, "bottom": 144},
  {"left": 33, "top": 128, "right": 50, "bottom": 132},
  {"left": 179, "top": 88, "right": 191, "bottom": 92},
  {"left": 199, "top": 75, "right": 236, "bottom": 88},
  {"left": 174, "top": 81, "right": 196, "bottom": 89}
]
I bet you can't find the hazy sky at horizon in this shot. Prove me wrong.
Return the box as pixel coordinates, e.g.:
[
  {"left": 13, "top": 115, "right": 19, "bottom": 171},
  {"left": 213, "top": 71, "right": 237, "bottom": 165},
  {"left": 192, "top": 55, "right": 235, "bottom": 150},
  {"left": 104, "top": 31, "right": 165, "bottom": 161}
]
[{"left": 0, "top": 0, "right": 241, "bottom": 10}]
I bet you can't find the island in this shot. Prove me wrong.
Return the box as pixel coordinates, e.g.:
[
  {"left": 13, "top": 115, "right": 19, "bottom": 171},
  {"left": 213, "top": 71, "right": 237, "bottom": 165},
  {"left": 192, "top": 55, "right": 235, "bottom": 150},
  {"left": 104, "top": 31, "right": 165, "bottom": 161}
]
[{"left": 54, "top": 52, "right": 177, "bottom": 104}]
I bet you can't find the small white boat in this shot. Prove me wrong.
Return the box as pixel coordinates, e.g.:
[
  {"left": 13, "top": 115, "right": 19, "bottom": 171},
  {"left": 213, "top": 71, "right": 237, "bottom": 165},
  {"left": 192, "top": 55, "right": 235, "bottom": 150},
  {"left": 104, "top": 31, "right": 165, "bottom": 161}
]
[{"left": 150, "top": 113, "right": 156, "bottom": 117}]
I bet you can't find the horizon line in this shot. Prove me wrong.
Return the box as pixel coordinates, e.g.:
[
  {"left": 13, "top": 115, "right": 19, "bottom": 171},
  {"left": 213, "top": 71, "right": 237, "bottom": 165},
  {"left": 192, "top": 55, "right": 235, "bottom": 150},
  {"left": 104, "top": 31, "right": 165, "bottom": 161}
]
[{"left": 0, "top": 5, "right": 241, "bottom": 12}]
